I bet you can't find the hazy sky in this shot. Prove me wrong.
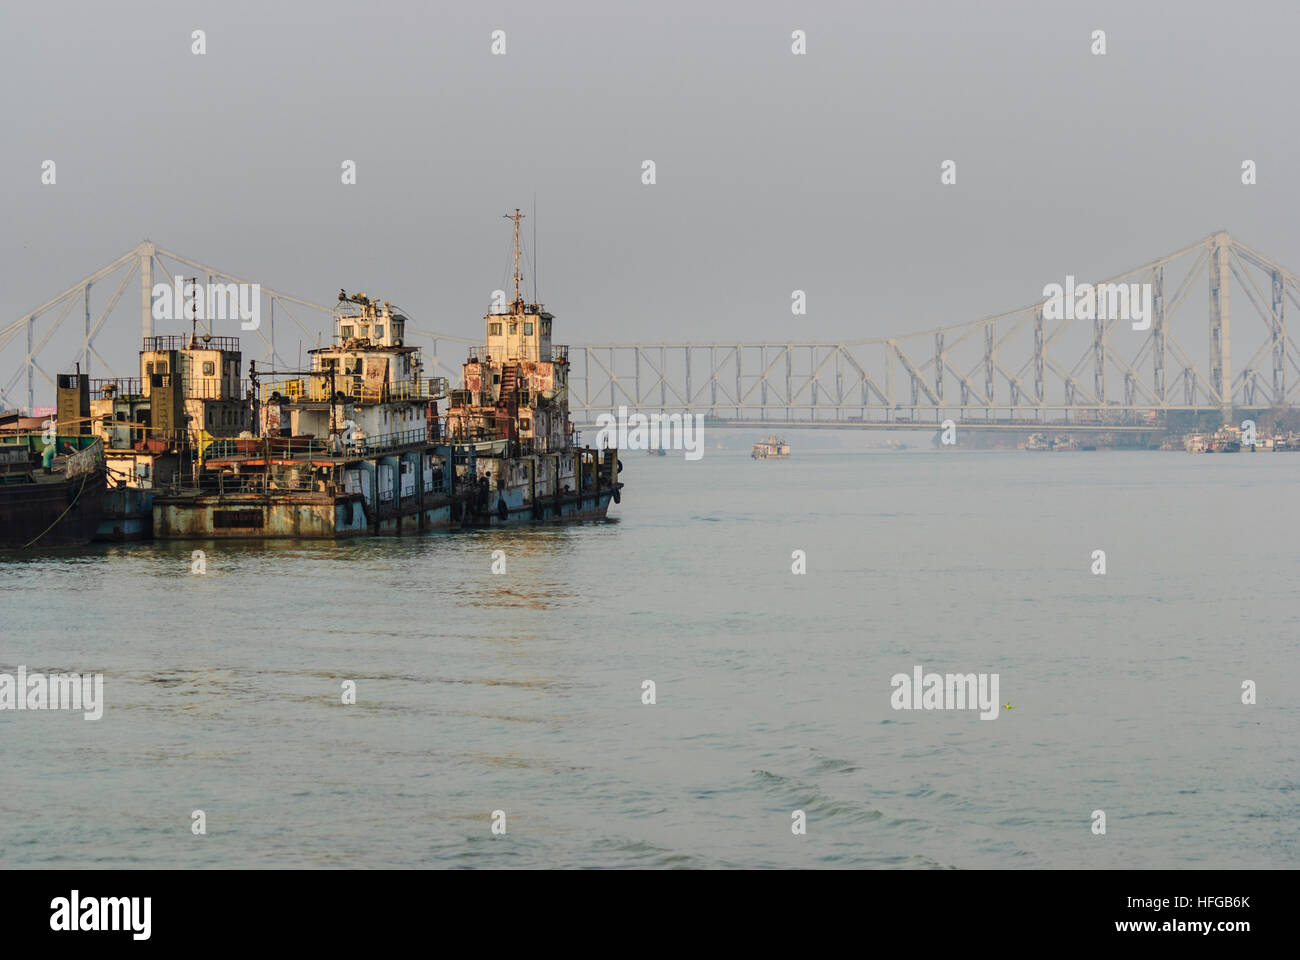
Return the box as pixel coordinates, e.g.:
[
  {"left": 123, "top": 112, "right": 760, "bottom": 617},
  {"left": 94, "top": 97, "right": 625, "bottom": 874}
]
[{"left": 3, "top": 0, "right": 1299, "bottom": 395}]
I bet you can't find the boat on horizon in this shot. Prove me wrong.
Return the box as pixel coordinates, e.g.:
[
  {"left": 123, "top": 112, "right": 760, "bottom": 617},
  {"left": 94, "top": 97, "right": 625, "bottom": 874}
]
[{"left": 751, "top": 436, "right": 789, "bottom": 459}]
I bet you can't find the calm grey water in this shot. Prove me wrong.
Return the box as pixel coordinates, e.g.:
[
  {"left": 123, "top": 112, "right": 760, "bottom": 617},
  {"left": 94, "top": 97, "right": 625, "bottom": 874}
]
[{"left": 2, "top": 447, "right": 1297, "bottom": 868}]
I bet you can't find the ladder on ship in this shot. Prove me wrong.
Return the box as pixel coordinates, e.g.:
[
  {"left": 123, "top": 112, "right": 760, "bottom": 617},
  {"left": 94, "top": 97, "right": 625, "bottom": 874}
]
[{"left": 499, "top": 363, "right": 518, "bottom": 402}]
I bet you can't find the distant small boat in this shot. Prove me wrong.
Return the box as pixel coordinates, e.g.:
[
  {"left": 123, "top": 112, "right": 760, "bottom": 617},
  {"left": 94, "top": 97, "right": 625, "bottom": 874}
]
[
  {"left": 647, "top": 447, "right": 666, "bottom": 457},
  {"left": 1206, "top": 426, "right": 1242, "bottom": 453},
  {"left": 751, "top": 436, "right": 789, "bottom": 459},
  {"left": 1188, "top": 426, "right": 1242, "bottom": 453}
]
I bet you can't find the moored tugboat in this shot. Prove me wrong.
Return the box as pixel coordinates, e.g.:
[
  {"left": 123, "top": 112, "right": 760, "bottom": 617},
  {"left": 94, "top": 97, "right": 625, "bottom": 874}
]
[
  {"left": 444, "top": 210, "right": 622, "bottom": 524},
  {"left": 150, "top": 295, "right": 465, "bottom": 538},
  {"left": 37, "top": 212, "right": 622, "bottom": 541}
]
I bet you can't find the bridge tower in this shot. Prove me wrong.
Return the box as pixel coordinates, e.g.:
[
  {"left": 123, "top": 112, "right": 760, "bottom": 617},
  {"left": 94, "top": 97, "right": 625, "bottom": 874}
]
[
  {"left": 1209, "top": 231, "right": 1232, "bottom": 422},
  {"left": 139, "top": 241, "right": 155, "bottom": 341}
]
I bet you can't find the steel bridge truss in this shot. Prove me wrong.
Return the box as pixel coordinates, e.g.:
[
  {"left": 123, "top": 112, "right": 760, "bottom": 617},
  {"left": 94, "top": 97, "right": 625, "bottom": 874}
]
[
  {"left": 567, "top": 231, "right": 1300, "bottom": 425},
  {"left": 7, "top": 232, "right": 1300, "bottom": 427}
]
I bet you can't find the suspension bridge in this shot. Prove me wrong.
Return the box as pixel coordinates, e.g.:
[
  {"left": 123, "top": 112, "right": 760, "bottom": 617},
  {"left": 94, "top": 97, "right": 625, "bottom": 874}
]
[{"left": 4, "top": 231, "right": 1298, "bottom": 434}]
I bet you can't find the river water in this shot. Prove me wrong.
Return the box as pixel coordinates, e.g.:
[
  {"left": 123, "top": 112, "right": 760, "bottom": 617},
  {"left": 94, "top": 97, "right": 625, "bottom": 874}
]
[{"left": 1, "top": 446, "right": 1296, "bottom": 868}]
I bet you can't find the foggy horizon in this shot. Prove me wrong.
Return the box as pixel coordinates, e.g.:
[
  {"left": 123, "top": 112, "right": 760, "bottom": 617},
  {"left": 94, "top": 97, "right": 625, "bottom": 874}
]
[{"left": 5, "top": 0, "right": 1300, "bottom": 389}]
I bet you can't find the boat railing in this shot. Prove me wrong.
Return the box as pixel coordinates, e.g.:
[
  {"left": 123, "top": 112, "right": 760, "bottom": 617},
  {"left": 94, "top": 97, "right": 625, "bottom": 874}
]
[
  {"left": 202, "top": 436, "right": 334, "bottom": 461},
  {"left": 90, "top": 378, "right": 144, "bottom": 399},
  {"left": 90, "top": 376, "right": 251, "bottom": 400},
  {"left": 182, "top": 469, "right": 336, "bottom": 496},
  {"left": 203, "top": 422, "right": 452, "bottom": 467},
  {"left": 260, "top": 378, "right": 445, "bottom": 405},
  {"left": 442, "top": 423, "right": 499, "bottom": 444},
  {"left": 467, "top": 344, "right": 570, "bottom": 363},
  {"left": 143, "top": 335, "right": 241, "bottom": 353},
  {"left": 346, "top": 428, "right": 429, "bottom": 457},
  {"left": 174, "top": 378, "right": 248, "bottom": 400}
]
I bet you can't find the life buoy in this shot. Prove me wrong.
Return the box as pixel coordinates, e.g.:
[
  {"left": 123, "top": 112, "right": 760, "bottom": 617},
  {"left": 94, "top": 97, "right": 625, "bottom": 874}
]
[
  {"left": 612, "top": 487, "right": 621, "bottom": 504},
  {"left": 617, "top": 459, "right": 624, "bottom": 473},
  {"left": 496, "top": 498, "right": 508, "bottom": 521}
]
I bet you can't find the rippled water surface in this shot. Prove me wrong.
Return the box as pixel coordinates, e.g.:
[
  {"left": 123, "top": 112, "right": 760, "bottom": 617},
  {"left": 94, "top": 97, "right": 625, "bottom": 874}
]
[{"left": 2, "top": 448, "right": 1297, "bottom": 868}]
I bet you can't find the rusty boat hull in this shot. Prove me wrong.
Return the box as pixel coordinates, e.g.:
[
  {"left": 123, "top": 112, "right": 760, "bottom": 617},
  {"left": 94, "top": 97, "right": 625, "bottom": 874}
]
[
  {"left": 152, "top": 487, "right": 471, "bottom": 540},
  {"left": 0, "top": 470, "right": 108, "bottom": 549}
]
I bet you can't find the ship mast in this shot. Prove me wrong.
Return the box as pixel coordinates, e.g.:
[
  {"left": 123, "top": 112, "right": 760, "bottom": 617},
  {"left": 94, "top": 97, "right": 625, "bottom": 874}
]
[{"left": 505, "top": 208, "right": 525, "bottom": 311}]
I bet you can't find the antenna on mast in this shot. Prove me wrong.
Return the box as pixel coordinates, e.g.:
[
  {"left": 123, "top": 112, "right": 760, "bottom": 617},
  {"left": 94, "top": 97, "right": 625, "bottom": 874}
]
[
  {"left": 187, "top": 276, "right": 200, "bottom": 346},
  {"left": 505, "top": 208, "right": 525, "bottom": 310}
]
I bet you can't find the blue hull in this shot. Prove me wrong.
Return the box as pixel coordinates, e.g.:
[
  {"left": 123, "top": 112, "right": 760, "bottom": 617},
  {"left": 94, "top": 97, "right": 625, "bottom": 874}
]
[{"left": 95, "top": 487, "right": 154, "bottom": 542}]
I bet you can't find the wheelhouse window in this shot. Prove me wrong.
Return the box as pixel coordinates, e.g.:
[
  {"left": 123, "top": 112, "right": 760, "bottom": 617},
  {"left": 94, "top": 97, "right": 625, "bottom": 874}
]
[
  {"left": 524, "top": 322, "right": 533, "bottom": 336},
  {"left": 341, "top": 325, "right": 353, "bottom": 339},
  {"left": 489, "top": 322, "right": 502, "bottom": 336},
  {"left": 203, "top": 361, "right": 215, "bottom": 376}
]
